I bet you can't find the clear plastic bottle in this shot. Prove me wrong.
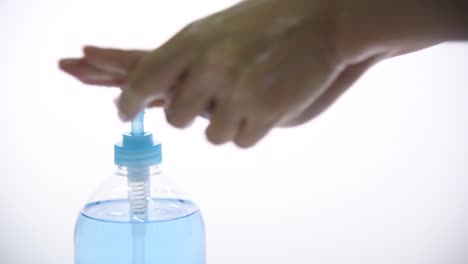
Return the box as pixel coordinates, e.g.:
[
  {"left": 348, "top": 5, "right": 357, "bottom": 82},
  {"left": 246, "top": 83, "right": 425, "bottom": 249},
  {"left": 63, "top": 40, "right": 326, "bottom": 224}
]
[{"left": 74, "top": 112, "right": 206, "bottom": 264}]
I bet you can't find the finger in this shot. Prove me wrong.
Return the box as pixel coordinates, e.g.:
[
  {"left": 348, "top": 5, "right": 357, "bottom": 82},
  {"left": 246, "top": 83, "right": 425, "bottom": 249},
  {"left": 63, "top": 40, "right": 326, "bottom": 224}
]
[
  {"left": 148, "top": 72, "right": 189, "bottom": 109},
  {"left": 148, "top": 99, "right": 166, "bottom": 108},
  {"left": 118, "top": 35, "right": 193, "bottom": 121},
  {"left": 281, "top": 54, "right": 384, "bottom": 126},
  {"left": 205, "top": 104, "right": 242, "bottom": 145},
  {"left": 165, "top": 65, "right": 227, "bottom": 128},
  {"left": 59, "top": 58, "right": 124, "bottom": 86},
  {"left": 83, "top": 46, "right": 147, "bottom": 76},
  {"left": 234, "top": 118, "right": 272, "bottom": 148}
]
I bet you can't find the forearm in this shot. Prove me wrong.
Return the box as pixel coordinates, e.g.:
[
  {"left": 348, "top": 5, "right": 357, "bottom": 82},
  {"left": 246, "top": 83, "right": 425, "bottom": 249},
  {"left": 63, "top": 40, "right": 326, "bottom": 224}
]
[{"left": 336, "top": 0, "right": 468, "bottom": 60}]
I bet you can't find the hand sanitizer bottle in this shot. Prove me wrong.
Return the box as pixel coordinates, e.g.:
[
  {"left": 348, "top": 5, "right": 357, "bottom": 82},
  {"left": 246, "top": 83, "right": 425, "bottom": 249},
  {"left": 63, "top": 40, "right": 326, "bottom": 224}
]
[{"left": 74, "top": 112, "right": 206, "bottom": 264}]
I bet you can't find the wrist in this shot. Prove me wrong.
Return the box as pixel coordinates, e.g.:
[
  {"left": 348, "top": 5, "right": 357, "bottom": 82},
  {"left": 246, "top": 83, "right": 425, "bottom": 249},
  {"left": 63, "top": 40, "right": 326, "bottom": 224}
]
[{"left": 335, "top": 0, "right": 468, "bottom": 62}]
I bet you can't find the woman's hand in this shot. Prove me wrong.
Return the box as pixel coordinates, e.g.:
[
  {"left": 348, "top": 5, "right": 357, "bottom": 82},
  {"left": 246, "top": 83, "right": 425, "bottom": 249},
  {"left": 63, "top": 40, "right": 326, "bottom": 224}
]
[{"left": 60, "top": 0, "right": 452, "bottom": 147}]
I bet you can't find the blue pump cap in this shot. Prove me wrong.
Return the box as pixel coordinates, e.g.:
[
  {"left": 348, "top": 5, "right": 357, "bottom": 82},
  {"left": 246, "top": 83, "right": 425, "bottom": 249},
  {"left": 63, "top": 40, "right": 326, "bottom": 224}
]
[{"left": 114, "top": 112, "right": 162, "bottom": 167}]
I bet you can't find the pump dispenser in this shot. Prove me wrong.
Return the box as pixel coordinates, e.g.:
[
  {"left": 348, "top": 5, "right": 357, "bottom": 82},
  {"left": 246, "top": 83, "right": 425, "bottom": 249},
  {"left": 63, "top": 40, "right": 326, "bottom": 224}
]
[{"left": 74, "top": 112, "right": 206, "bottom": 264}]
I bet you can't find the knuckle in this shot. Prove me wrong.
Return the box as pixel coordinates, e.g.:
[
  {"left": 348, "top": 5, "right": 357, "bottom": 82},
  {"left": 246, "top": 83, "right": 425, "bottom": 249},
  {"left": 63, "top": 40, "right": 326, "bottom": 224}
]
[
  {"left": 234, "top": 138, "right": 254, "bottom": 149},
  {"left": 171, "top": 91, "right": 191, "bottom": 108},
  {"left": 205, "top": 128, "right": 226, "bottom": 145},
  {"left": 127, "top": 73, "right": 152, "bottom": 97},
  {"left": 176, "top": 82, "right": 211, "bottom": 103},
  {"left": 203, "top": 59, "right": 238, "bottom": 80},
  {"left": 205, "top": 122, "right": 224, "bottom": 145},
  {"left": 177, "top": 23, "right": 198, "bottom": 41},
  {"left": 257, "top": 98, "right": 284, "bottom": 119},
  {"left": 202, "top": 45, "right": 241, "bottom": 77},
  {"left": 179, "top": 19, "right": 212, "bottom": 44},
  {"left": 234, "top": 117, "right": 271, "bottom": 149},
  {"left": 165, "top": 110, "right": 190, "bottom": 129},
  {"left": 205, "top": 118, "right": 236, "bottom": 145},
  {"left": 181, "top": 20, "right": 204, "bottom": 35},
  {"left": 232, "top": 72, "right": 264, "bottom": 101}
]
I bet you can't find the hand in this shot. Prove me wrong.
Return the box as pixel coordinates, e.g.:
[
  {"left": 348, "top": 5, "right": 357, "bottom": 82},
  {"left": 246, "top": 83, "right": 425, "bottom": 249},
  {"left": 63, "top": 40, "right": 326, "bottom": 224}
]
[{"left": 60, "top": 0, "right": 440, "bottom": 147}]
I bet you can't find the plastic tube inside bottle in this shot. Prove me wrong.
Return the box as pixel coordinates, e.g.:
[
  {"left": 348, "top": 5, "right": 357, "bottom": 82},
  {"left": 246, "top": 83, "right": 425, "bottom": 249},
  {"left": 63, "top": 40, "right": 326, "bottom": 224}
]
[
  {"left": 128, "top": 112, "right": 150, "bottom": 264},
  {"left": 128, "top": 170, "right": 150, "bottom": 264}
]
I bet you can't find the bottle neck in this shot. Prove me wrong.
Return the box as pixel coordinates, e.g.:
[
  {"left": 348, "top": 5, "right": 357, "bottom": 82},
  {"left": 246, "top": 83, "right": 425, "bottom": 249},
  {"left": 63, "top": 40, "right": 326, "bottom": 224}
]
[{"left": 115, "top": 164, "right": 162, "bottom": 177}]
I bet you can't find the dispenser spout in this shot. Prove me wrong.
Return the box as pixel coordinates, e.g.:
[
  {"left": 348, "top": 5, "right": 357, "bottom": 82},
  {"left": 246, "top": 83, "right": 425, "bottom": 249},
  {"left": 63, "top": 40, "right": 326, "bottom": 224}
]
[{"left": 131, "top": 111, "right": 145, "bottom": 136}]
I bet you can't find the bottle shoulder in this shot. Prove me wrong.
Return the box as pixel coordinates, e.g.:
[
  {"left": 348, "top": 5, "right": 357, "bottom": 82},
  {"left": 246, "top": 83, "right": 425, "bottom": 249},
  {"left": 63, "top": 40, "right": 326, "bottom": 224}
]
[
  {"left": 80, "top": 198, "right": 200, "bottom": 223},
  {"left": 85, "top": 170, "right": 192, "bottom": 210}
]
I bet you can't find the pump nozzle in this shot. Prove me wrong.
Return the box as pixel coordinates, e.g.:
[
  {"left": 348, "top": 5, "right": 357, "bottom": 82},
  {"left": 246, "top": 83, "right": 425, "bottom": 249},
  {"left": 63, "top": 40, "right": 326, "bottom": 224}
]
[
  {"left": 114, "top": 111, "right": 162, "bottom": 167},
  {"left": 131, "top": 112, "right": 145, "bottom": 136},
  {"left": 115, "top": 110, "right": 157, "bottom": 264}
]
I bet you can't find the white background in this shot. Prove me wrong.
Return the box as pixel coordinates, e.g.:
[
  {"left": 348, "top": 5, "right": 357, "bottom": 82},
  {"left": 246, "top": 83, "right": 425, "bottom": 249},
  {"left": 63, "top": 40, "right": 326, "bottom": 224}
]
[{"left": 1, "top": 0, "right": 468, "bottom": 264}]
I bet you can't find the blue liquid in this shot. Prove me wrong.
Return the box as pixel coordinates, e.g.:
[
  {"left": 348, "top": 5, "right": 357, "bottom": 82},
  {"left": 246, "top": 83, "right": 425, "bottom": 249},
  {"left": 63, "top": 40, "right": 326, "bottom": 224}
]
[{"left": 75, "top": 199, "right": 205, "bottom": 264}]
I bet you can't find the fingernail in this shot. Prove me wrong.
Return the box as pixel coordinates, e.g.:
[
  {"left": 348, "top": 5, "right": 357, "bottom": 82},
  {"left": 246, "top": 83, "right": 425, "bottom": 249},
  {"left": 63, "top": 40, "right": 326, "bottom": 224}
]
[{"left": 59, "top": 59, "right": 76, "bottom": 67}]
